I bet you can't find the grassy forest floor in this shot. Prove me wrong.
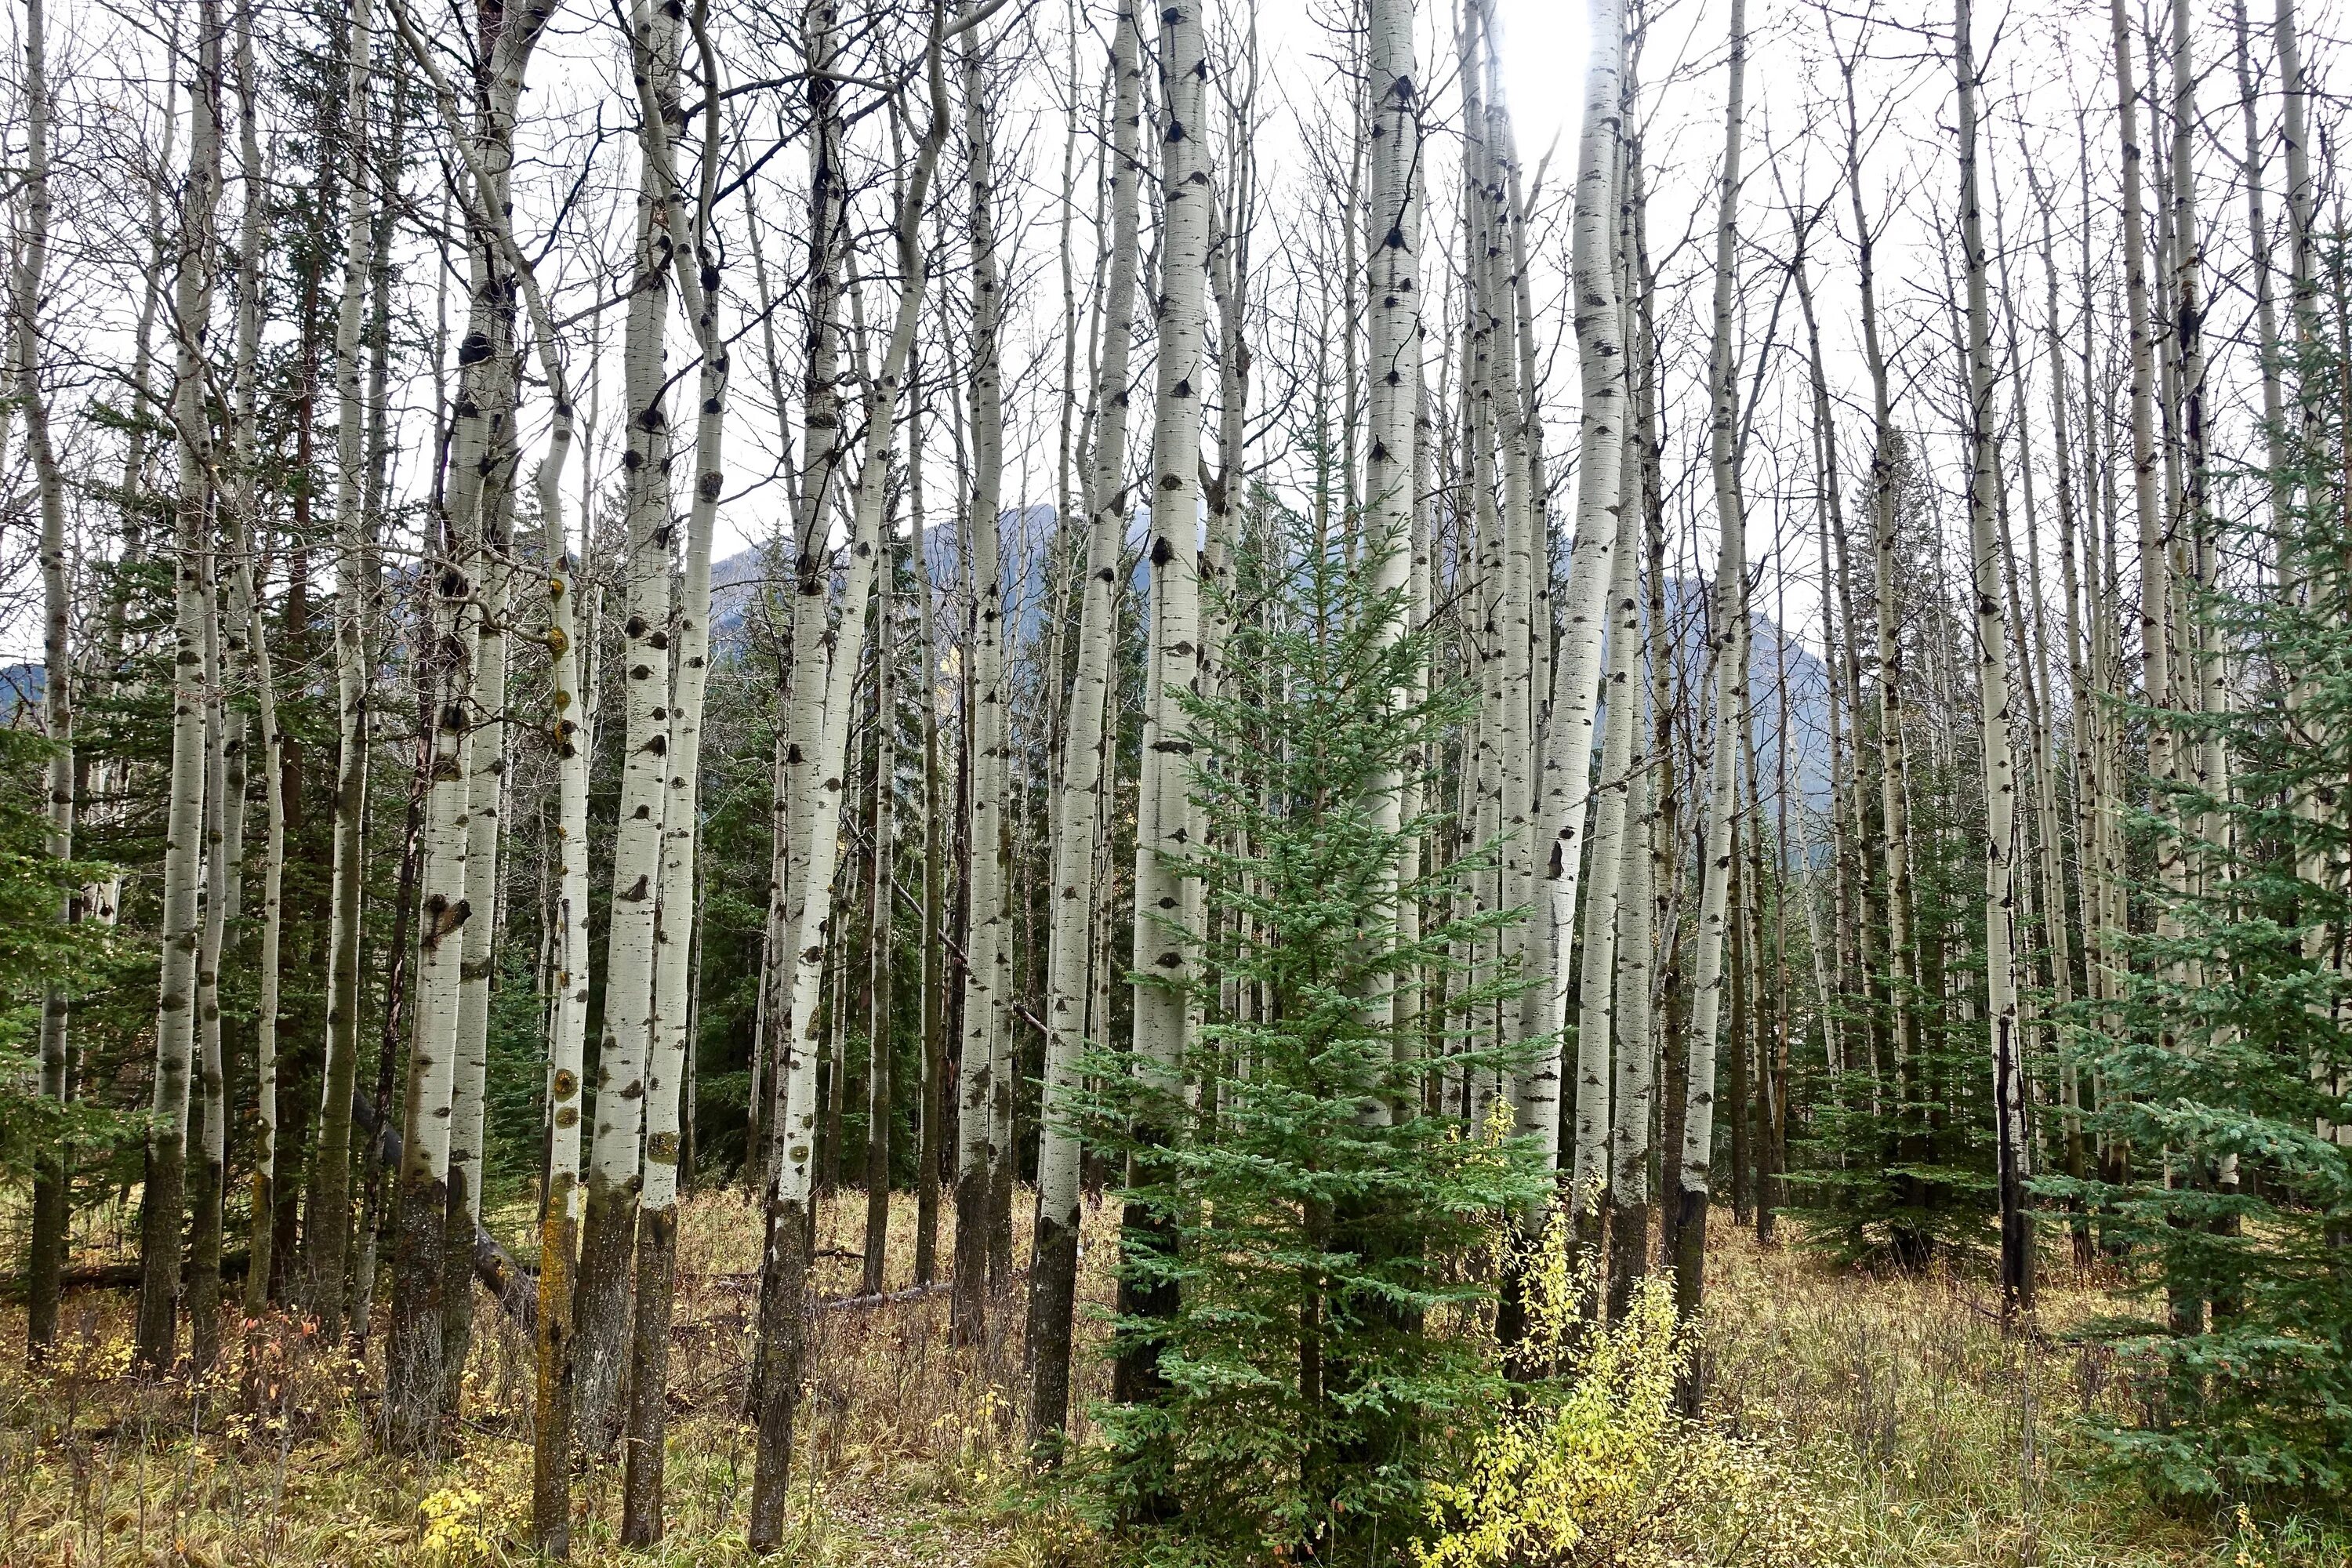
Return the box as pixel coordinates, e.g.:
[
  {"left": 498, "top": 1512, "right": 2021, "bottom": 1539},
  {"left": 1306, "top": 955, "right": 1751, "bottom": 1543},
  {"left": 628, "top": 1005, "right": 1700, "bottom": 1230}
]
[{"left": 1, "top": 1190, "right": 2345, "bottom": 1568}]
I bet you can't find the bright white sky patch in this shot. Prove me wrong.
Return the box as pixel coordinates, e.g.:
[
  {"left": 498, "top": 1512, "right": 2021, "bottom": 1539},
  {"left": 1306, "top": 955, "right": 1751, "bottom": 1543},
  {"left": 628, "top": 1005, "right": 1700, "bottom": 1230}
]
[{"left": 1492, "top": 0, "right": 1586, "bottom": 160}]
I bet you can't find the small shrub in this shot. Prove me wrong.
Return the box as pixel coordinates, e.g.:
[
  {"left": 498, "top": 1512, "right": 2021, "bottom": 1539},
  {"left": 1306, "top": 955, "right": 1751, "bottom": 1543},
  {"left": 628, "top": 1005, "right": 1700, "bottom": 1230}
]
[{"left": 1417, "top": 1218, "right": 1853, "bottom": 1568}]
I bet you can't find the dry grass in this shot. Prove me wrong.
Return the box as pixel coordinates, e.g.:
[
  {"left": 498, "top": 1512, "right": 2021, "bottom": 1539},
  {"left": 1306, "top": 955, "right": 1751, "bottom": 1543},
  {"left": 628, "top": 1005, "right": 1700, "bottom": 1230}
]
[{"left": 0, "top": 1197, "right": 2340, "bottom": 1566}]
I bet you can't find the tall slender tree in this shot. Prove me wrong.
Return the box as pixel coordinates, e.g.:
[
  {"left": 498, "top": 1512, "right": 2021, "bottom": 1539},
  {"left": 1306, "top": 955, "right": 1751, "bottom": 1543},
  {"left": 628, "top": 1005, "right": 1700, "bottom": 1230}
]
[
  {"left": 136, "top": 0, "right": 225, "bottom": 1377},
  {"left": 749, "top": 17, "right": 950, "bottom": 1542},
  {"left": 1673, "top": 0, "right": 1746, "bottom": 1359}
]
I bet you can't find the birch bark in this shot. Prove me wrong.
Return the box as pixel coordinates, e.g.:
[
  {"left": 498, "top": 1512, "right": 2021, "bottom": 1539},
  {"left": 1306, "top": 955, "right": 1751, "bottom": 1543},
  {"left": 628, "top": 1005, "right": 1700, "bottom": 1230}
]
[
  {"left": 622, "top": 2, "right": 728, "bottom": 1529},
  {"left": 1957, "top": 0, "right": 2030, "bottom": 1321},
  {"left": 234, "top": 16, "right": 289, "bottom": 1298},
  {"left": 1114, "top": 0, "right": 1212, "bottom": 1421},
  {"left": 136, "top": 0, "right": 224, "bottom": 1377},
  {"left": 1671, "top": 0, "right": 1745, "bottom": 1353},
  {"left": 1570, "top": 481, "right": 1640, "bottom": 1256},
  {"left": 575, "top": 0, "right": 684, "bottom": 1448},
  {"left": 1533, "top": 0, "right": 1625, "bottom": 1207},
  {"left": 956, "top": 0, "right": 1016, "bottom": 1354},
  {"left": 749, "top": 31, "right": 949, "bottom": 1543},
  {"left": 22, "top": 0, "right": 72, "bottom": 1359},
  {"left": 1362, "top": 0, "right": 1421, "bottom": 1068},
  {"left": 1029, "top": 0, "right": 1144, "bottom": 1428},
  {"left": 306, "top": 0, "right": 377, "bottom": 1334},
  {"left": 1606, "top": 732, "right": 1655, "bottom": 1318}
]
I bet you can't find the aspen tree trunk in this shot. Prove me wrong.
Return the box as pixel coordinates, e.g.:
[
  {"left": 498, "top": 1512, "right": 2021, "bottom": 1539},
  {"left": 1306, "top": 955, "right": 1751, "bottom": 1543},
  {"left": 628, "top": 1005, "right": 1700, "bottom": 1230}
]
[
  {"left": 1570, "top": 488, "right": 1641, "bottom": 1264},
  {"left": 750, "top": 14, "right": 851, "bottom": 1243},
  {"left": 621, "top": 3, "right": 727, "bottom": 1531},
  {"left": 1608, "top": 742, "right": 1656, "bottom": 1320},
  {"left": 770, "top": 0, "right": 851, "bottom": 1169},
  {"left": 955, "top": 0, "right": 1016, "bottom": 1356},
  {"left": 1737, "top": 692, "right": 1764, "bottom": 1232},
  {"left": 576, "top": 0, "right": 684, "bottom": 1447},
  {"left": 238, "top": 400, "right": 289, "bottom": 1317},
  {"left": 1455, "top": 38, "right": 1503, "bottom": 1122},
  {"left": 747, "top": 0, "right": 847, "bottom": 1208},
  {"left": 2038, "top": 207, "right": 2096, "bottom": 1261},
  {"left": 1115, "top": 0, "right": 1212, "bottom": 1431},
  {"left": 1999, "top": 280, "right": 2073, "bottom": 1152},
  {"left": 2111, "top": 0, "right": 2170, "bottom": 852},
  {"left": 2274, "top": 0, "right": 2314, "bottom": 359},
  {"left": 1838, "top": 49, "right": 1921, "bottom": 1221},
  {"left": 528, "top": 289, "right": 587, "bottom": 1568},
  {"left": 1792, "top": 234, "right": 1879, "bottom": 1106},
  {"left": 914, "top": 395, "right": 946, "bottom": 1286},
  {"left": 191, "top": 248, "right": 254, "bottom": 1351},
  {"left": 2109, "top": 2, "right": 2180, "bottom": 1253},
  {"left": 749, "top": 34, "right": 949, "bottom": 1545},
  {"left": 2234, "top": 2, "right": 2287, "bottom": 535},
  {"left": 443, "top": 542, "right": 506, "bottom": 1403},
  {"left": 1025, "top": 0, "right": 1142, "bottom": 1432},
  {"left": 1957, "top": 0, "right": 2031, "bottom": 1321},
  {"left": 1359, "top": 0, "right": 1419, "bottom": 1086},
  {"left": 1591, "top": 468, "right": 1650, "bottom": 1293},
  {"left": 1536, "top": 0, "right": 1626, "bottom": 1224},
  {"left": 305, "top": 0, "right": 378, "bottom": 1334},
  {"left": 389, "top": 401, "right": 481, "bottom": 1454},
  {"left": 21, "top": 0, "right": 72, "bottom": 1359},
  {"left": 386, "top": 0, "right": 547, "bottom": 1442},
  {"left": 1671, "top": 0, "right": 1746, "bottom": 1359},
  {"left": 1478, "top": 9, "right": 1534, "bottom": 1054},
  {"left": 1726, "top": 835, "right": 1751, "bottom": 1229},
  {"left": 190, "top": 542, "right": 241, "bottom": 1374},
  {"left": 406, "top": 0, "right": 549, "bottom": 1400},
  {"left": 2015, "top": 296, "right": 2086, "bottom": 1250},
  {"left": 1624, "top": 84, "right": 1684, "bottom": 1249},
  {"left": 862, "top": 535, "right": 898, "bottom": 1305},
  {"left": 2169, "top": 0, "right": 2220, "bottom": 873},
  {"left": 136, "top": 0, "right": 224, "bottom": 1377}
]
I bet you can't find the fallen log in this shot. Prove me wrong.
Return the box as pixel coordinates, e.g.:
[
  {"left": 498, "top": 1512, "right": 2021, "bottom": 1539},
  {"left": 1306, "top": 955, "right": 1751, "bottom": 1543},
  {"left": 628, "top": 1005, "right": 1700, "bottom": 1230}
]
[{"left": 347, "top": 1088, "right": 539, "bottom": 1329}]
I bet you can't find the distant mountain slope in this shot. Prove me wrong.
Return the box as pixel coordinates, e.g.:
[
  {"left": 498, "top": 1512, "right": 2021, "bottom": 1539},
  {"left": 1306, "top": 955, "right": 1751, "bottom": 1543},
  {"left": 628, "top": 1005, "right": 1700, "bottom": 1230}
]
[{"left": 703, "top": 525, "right": 1835, "bottom": 824}]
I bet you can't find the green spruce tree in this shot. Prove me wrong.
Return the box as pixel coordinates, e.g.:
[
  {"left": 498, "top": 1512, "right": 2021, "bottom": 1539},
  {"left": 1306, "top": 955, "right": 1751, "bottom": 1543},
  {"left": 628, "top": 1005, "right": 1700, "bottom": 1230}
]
[{"left": 1070, "top": 502, "right": 1548, "bottom": 1565}]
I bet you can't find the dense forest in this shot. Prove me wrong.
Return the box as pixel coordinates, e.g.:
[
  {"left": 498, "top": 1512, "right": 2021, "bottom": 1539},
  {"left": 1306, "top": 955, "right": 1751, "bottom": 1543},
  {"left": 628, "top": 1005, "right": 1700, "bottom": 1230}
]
[{"left": 2, "top": 0, "right": 2349, "bottom": 1559}]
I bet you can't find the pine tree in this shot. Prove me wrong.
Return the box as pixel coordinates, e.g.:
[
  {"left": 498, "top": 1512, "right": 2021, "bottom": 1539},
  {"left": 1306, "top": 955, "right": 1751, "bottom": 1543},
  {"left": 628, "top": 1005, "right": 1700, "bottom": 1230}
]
[
  {"left": 1072, "top": 509, "right": 1545, "bottom": 1562},
  {"left": 2053, "top": 315, "right": 2352, "bottom": 1498}
]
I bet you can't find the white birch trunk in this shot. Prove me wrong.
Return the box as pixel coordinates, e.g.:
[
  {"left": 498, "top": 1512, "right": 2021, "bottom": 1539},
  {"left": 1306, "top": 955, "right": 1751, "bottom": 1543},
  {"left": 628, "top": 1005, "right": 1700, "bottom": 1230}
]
[
  {"left": 1672, "top": 0, "right": 1746, "bottom": 1335},
  {"left": 1027, "top": 0, "right": 1141, "bottom": 1425},
  {"left": 136, "top": 0, "right": 224, "bottom": 1376},
  {"left": 575, "top": 0, "right": 683, "bottom": 1443},
  {"left": 1114, "top": 0, "right": 1212, "bottom": 1413},
  {"left": 957, "top": 0, "right": 1014, "bottom": 1352},
  {"left": 21, "top": 0, "right": 74, "bottom": 1356},
  {"left": 1571, "top": 477, "right": 1642, "bottom": 1233},
  {"left": 1957, "top": 0, "right": 2029, "bottom": 1319},
  {"left": 307, "top": 0, "right": 377, "bottom": 1334},
  {"left": 1606, "top": 734, "right": 1655, "bottom": 1306},
  {"left": 1530, "top": 0, "right": 1625, "bottom": 1185},
  {"left": 750, "top": 36, "right": 949, "bottom": 1540},
  {"left": 621, "top": 6, "right": 727, "bottom": 1523},
  {"left": 1361, "top": 0, "right": 1421, "bottom": 1084}
]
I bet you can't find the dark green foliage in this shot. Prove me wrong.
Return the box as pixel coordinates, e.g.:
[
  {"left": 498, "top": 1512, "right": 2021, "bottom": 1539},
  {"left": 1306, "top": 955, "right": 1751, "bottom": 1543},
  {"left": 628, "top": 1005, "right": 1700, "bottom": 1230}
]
[
  {"left": 1068, "top": 506, "right": 1548, "bottom": 1566},
  {"left": 2043, "top": 307, "right": 2352, "bottom": 1504},
  {"left": 485, "top": 948, "right": 550, "bottom": 1210},
  {"left": 0, "top": 728, "right": 136, "bottom": 1191}
]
